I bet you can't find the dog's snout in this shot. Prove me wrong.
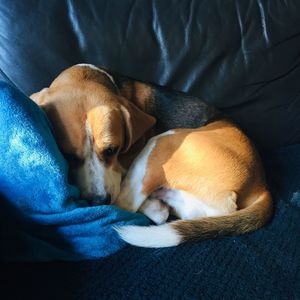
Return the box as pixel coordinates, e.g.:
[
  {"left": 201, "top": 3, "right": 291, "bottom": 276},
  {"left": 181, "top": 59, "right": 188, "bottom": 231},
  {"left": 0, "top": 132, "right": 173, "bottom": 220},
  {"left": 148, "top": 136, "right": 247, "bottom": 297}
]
[{"left": 85, "top": 194, "right": 111, "bottom": 206}]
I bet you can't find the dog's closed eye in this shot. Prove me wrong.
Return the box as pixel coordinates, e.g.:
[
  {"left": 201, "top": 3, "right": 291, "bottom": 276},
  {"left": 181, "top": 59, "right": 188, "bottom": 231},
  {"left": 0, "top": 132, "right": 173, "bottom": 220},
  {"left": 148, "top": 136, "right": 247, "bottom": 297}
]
[{"left": 103, "top": 146, "right": 119, "bottom": 158}]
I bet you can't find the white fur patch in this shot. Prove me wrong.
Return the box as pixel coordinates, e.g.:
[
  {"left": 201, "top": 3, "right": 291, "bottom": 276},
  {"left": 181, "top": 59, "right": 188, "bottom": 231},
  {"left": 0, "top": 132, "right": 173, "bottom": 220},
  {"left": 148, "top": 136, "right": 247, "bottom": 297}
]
[
  {"left": 115, "top": 223, "right": 180, "bottom": 248},
  {"left": 75, "top": 121, "right": 121, "bottom": 200},
  {"left": 116, "top": 130, "right": 176, "bottom": 211},
  {"left": 158, "top": 189, "right": 224, "bottom": 220},
  {"left": 75, "top": 122, "right": 106, "bottom": 198},
  {"left": 139, "top": 198, "right": 170, "bottom": 225},
  {"left": 155, "top": 129, "right": 176, "bottom": 138},
  {"left": 115, "top": 138, "right": 156, "bottom": 211},
  {"left": 76, "top": 63, "right": 118, "bottom": 90}
]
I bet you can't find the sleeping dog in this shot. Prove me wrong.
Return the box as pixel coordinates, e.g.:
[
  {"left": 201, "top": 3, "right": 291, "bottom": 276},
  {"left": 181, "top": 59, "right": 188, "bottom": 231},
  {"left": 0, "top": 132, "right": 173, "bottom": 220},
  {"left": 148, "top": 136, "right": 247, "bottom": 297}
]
[{"left": 31, "top": 64, "right": 272, "bottom": 247}]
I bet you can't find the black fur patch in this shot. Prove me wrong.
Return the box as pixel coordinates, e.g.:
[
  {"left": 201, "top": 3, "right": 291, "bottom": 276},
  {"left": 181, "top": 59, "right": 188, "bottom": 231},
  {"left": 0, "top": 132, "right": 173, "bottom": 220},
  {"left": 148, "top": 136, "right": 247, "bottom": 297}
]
[{"left": 101, "top": 67, "right": 222, "bottom": 132}]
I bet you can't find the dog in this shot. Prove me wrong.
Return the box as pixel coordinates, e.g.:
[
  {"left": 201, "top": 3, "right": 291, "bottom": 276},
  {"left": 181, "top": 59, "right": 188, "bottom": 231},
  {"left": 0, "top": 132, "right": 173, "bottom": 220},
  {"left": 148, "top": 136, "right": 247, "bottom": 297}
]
[
  {"left": 30, "top": 64, "right": 219, "bottom": 205},
  {"left": 31, "top": 64, "right": 272, "bottom": 247},
  {"left": 114, "top": 119, "right": 273, "bottom": 247}
]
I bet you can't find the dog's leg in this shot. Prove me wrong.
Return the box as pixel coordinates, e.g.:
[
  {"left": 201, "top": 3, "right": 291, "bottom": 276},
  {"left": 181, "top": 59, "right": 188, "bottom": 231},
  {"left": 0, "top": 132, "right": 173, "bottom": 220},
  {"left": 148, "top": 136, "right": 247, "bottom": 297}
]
[
  {"left": 115, "top": 130, "right": 175, "bottom": 212},
  {"left": 152, "top": 188, "right": 237, "bottom": 220},
  {"left": 115, "top": 137, "right": 158, "bottom": 212},
  {"left": 139, "top": 198, "right": 170, "bottom": 225}
]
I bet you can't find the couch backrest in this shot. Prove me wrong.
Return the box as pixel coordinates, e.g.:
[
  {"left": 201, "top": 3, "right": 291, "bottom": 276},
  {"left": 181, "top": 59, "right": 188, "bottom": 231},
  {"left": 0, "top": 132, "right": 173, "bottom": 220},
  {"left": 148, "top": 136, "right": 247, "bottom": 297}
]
[{"left": 0, "top": 0, "right": 299, "bottom": 149}]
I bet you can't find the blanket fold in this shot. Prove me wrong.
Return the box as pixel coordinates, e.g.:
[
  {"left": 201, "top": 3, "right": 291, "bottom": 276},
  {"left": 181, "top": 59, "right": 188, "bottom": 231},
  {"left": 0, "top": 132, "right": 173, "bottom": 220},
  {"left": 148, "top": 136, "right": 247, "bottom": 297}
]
[{"left": 0, "top": 81, "right": 150, "bottom": 261}]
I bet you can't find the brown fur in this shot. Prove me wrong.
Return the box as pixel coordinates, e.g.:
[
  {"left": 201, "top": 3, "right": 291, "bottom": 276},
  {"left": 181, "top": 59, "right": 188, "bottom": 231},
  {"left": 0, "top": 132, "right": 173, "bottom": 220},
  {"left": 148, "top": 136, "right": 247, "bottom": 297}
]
[
  {"left": 173, "top": 190, "right": 272, "bottom": 241},
  {"left": 31, "top": 65, "right": 273, "bottom": 242},
  {"left": 140, "top": 120, "right": 273, "bottom": 241},
  {"left": 30, "top": 65, "right": 156, "bottom": 170}
]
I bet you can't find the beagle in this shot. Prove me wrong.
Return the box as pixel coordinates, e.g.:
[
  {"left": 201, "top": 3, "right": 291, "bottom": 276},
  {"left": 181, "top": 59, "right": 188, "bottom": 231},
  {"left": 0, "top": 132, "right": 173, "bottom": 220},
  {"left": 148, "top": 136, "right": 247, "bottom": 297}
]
[
  {"left": 30, "top": 64, "right": 219, "bottom": 205},
  {"left": 30, "top": 64, "right": 272, "bottom": 247},
  {"left": 114, "top": 120, "right": 273, "bottom": 247}
]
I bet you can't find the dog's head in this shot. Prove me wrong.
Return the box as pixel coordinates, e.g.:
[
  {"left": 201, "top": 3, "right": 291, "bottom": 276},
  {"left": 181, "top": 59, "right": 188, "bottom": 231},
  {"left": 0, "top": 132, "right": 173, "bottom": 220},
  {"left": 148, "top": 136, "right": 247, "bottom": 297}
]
[{"left": 31, "top": 64, "right": 156, "bottom": 205}]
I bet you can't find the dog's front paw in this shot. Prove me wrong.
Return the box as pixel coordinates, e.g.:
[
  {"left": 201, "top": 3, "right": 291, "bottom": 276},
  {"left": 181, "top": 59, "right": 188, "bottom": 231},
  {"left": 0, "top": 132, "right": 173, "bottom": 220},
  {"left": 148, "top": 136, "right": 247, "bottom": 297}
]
[
  {"left": 114, "top": 176, "right": 147, "bottom": 212},
  {"left": 139, "top": 198, "right": 170, "bottom": 225}
]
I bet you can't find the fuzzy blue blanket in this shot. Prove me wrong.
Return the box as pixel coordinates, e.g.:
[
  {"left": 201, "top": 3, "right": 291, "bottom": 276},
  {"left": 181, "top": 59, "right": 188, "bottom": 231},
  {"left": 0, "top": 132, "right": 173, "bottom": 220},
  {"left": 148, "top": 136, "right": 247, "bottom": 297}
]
[{"left": 0, "top": 81, "right": 150, "bottom": 261}]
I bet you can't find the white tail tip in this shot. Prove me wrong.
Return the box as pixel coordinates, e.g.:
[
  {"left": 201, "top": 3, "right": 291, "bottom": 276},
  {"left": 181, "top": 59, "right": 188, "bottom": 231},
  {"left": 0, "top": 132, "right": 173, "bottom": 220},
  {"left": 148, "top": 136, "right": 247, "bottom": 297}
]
[{"left": 115, "top": 224, "right": 181, "bottom": 248}]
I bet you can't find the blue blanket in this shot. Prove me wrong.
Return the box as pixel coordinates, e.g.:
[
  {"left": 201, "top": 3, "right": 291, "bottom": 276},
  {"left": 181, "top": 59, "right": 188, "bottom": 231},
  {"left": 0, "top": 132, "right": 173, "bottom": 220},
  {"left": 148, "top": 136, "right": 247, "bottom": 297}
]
[
  {"left": 0, "top": 81, "right": 150, "bottom": 261},
  {"left": 2, "top": 144, "right": 299, "bottom": 299}
]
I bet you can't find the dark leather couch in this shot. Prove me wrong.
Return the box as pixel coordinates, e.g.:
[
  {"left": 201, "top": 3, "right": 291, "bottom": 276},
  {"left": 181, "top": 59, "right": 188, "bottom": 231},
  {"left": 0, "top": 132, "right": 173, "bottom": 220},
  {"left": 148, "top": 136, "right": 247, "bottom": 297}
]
[{"left": 1, "top": 1, "right": 300, "bottom": 299}]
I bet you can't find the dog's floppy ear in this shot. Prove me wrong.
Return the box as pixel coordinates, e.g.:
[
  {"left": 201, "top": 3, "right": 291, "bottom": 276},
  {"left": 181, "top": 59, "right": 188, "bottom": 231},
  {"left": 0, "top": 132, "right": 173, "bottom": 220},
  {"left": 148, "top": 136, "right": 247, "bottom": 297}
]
[
  {"left": 30, "top": 88, "right": 50, "bottom": 106},
  {"left": 120, "top": 101, "right": 156, "bottom": 153},
  {"left": 30, "top": 88, "right": 59, "bottom": 121}
]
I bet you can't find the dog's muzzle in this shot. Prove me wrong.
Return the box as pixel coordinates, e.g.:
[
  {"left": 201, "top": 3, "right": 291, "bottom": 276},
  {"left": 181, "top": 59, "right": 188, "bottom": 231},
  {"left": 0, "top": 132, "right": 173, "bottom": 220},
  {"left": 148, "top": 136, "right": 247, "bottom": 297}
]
[{"left": 84, "top": 194, "right": 112, "bottom": 206}]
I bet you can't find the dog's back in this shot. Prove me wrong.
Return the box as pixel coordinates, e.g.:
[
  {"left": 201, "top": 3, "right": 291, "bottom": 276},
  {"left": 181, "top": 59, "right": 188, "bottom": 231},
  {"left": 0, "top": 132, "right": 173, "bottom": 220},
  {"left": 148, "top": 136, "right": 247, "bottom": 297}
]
[{"left": 116, "top": 120, "right": 273, "bottom": 248}]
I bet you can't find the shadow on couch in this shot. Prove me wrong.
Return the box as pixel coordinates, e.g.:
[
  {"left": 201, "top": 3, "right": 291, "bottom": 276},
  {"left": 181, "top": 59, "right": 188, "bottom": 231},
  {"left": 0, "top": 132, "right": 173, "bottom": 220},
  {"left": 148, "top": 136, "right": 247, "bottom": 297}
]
[{"left": 1, "top": 144, "right": 299, "bottom": 299}]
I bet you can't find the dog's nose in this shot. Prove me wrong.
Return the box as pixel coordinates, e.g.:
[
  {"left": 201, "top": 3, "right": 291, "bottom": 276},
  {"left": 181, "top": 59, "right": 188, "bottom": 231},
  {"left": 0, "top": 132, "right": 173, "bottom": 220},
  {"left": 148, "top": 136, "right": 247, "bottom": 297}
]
[
  {"left": 85, "top": 194, "right": 111, "bottom": 206},
  {"left": 103, "top": 193, "right": 112, "bottom": 204}
]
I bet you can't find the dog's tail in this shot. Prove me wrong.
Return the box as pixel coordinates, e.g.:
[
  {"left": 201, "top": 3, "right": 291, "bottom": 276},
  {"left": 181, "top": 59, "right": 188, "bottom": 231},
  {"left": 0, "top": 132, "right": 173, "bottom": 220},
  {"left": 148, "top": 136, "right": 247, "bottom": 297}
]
[{"left": 115, "top": 190, "right": 273, "bottom": 248}]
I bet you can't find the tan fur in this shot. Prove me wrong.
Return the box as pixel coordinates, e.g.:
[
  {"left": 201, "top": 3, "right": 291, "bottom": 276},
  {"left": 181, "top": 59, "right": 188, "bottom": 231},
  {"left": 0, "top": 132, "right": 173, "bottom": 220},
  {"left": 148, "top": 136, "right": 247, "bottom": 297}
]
[
  {"left": 117, "top": 81, "right": 154, "bottom": 112},
  {"left": 30, "top": 65, "right": 156, "bottom": 172},
  {"left": 140, "top": 120, "right": 272, "bottom": 241},
  {"left": 31, "top": 65, "right": 272, "bottom": 241}
]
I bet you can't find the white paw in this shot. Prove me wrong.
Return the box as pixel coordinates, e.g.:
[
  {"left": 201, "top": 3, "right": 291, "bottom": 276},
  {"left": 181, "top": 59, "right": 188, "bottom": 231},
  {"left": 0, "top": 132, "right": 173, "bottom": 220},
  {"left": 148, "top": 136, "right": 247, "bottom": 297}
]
[{"left": 139, "top": 198, "right": 170, "bottom": 225}]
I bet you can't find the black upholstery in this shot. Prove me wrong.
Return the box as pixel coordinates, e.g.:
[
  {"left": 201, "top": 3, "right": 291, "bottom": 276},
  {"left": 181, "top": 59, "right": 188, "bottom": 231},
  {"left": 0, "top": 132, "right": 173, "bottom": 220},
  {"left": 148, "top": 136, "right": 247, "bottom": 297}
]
[
  {"left": 0, "top": 0, "right": 300, "bottom": 148},
  {"left": 1, "top": 1, "right": 300, "bottom": 299}
]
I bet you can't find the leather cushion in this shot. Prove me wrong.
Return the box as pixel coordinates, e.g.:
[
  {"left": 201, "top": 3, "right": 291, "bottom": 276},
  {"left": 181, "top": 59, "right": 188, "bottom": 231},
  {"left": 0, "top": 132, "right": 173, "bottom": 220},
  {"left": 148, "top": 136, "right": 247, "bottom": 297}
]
[{"left": 0, "top": 0, "right": 300, "bottom": 149}]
